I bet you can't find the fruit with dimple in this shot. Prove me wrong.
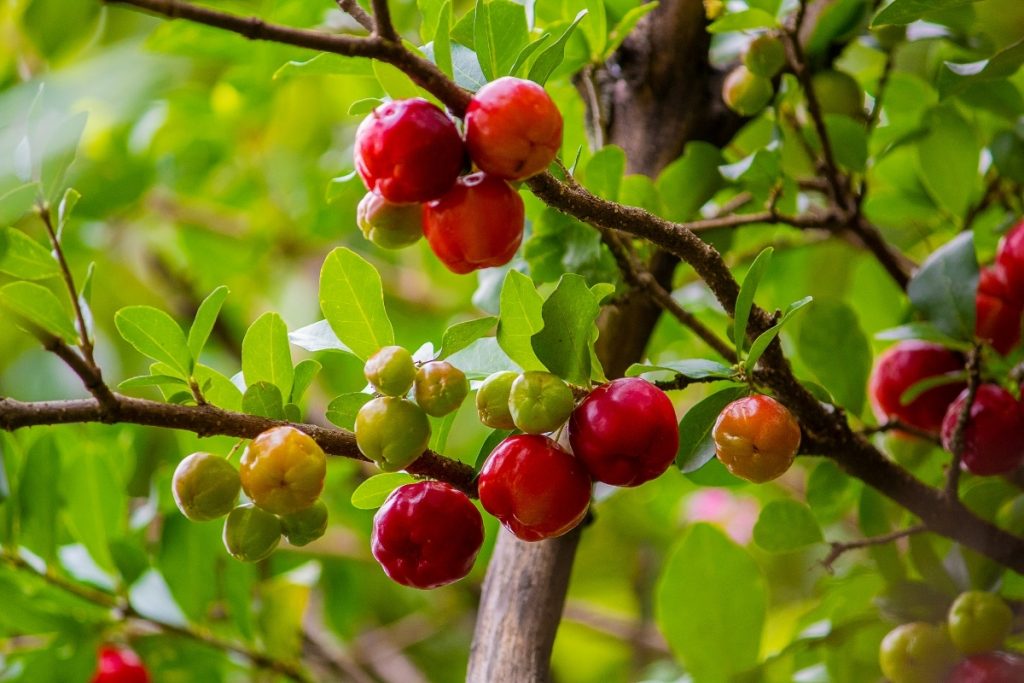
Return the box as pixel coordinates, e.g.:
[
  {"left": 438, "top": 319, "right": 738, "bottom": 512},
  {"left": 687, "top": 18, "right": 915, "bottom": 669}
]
[
  {"left": 476, "top": 371, "right": 518, "bottom": 429},
  {"left": 946, "top": 652, "right": 1024, "bottom": 683},
  {"left": 240, "top": 426, "right": 326, "bottom": 515},
  {"left": 354, "top": 98, "right": 464, "bottom": 203},
  {"left": 568, "top": 377, "right": 678, "bottom": 487},
  {"left": 356, "top": 192, "right": 423, "bottom": 249},
  {"left": 172, "top": 451, "right": 240, "bottom": 521},
  {"left": 465, "top": 77, "right": 563, "bottom": 181},
  {"left": 281, "top": 499, "right": 329, "bottom": 547},
  {"left": 364, "top": 345, "right": 417, "bottom": 397},
  {"left": 422, "top": 172, "right": 524, "bottom": 274},
  {"left": 414, "top": 361, "right": 469, "bottom": 417},
  {"left": 355, "top": 397, "right": 431, "bottom": 471},
  {"left": 222, "top": 503, "right": 282, "bottom": 562},
  {"left": 478, "top": 434, "right": 592, "bottom": 541},
  {"left": 371, "top": 481, "right": 483, "bottom": 589},
  {"left": 947, "top": 591, "right": 1014, "bottom": 655},
  {"left": 91, "top": 645, "right": 151, "bottom": 683},
  {"left": 995, "top": 220, "right": 1024, "bottom": 294},
  {"left": 712, "top": 394, "right": 801, "bottom": 483},
  {"left": 811, "top": 69, "right": 863, "bottom": 118},
  {"left": 941, "top": 384, "right": 1024, "bottom": 476},
  {"left": 869, "top": 341, "right": 967, "bottom": 434},
  {"left": 743, "top": 34, "right": 786, "bottom": 77},
  {"left": 723, "top": 66, "right": 774, "bottom": 116},
  {"left": 878, "top": 622, "right": 959, "bottom": 683},
  {"left": 508, "top": 371, "right": 575, "bottom": 435}
]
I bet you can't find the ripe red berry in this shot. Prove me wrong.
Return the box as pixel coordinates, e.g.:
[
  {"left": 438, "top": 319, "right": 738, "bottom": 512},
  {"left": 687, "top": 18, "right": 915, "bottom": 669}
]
[
  {"left": 713, "top": 394, "right": 801, "bottom": 483},
  {"left": 92, "top": 646, "right": 151, "bottom": 683},
  {"left": 869, "top": 341, "right": 966, "bottom": 434},
  {"left": 995, "top": 219, "right": 1024, "bottom": 295},
  {"left": 465, "top": 77, "right": 563, "bottom": 181},
  {"left": 478, "top": 434, "right": 592, "bottom": 541},
  {"left": 371, "top": 481, "right": 483, "bottom": 589},
  {"left": 976, "top": 289, "right": 1022, "bottom": 355},
  {"left": 354, "top": 98, "right": 464, "bottom": 203},
  {"left": 568, "top": 378, "right": 678, "bottom": 487},
  {"left": 947, "top": 652, "right": 1024, "bottom": 683},
  {"left": 422, "top": 172, "right": 524, "bottom": 274},
  {"left": 941, "top": 384, "right": 1024, "bottom": 476}
]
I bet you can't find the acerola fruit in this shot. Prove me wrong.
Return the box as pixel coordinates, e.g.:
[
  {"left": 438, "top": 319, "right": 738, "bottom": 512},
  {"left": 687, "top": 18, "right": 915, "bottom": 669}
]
[
  {"left": 811, "top": 69, "right": 863, "bottom": 119},
  {"left": 743, "top": 34, "right": 786, "bottom": 78},
  {"left": 869, "top": 341, "right": 966, "bottom": 434},
  {"left": 879, "top": 622, "right": 959, "bottom": 683},
  {"left": 356, "top": 192, "right": 423, "bottom": 249},
  {"left": 414, "top": 361, "right": 469, "bottom": 417},
  {"left": 281, "top": 499, "right": 329, "bottom": 547},
  {"left": 722, "top": 65, "right": 774, "bottom": 116},
  {"left": 941, "top": 384, "right": 1024, "bottom": 476},
  {"left": 222, "top": 503, "right": 281, "bottom": 562},
  {"left": 947, "top": 652, "right": 1024, "bottom": 683},
  {"left": 364, "top": 345, "right": 417, "bottom": 397},
  {"left": 713, "top": 394, "right": 801, "bottom": 483},
  {"left": 947, "top": 591, "right": 1014, "bottom": 655},
  {"left": 976, "top": 289, "right": 1022, "bottom": 355},
  {"left": 995, "top": 220, "right": 1024, "bottom": 294},
  {"left": 476, "top": 371, "right": 518, "bottom": 430},
  {"left": 568, "top": 378, "right": 678, "bottom": 487},
  {"left": 354, "top": 98, "right": 464, "bottom": 203},
  {"left": 92, "top": 645, "right": 150, "bottom": 683},
  {"left": 355, "top": 397, "right": 431, "bottom": 471},
  {"left": 172, "top": 452, "right": 240, "bottom": 521},
  {"left": 371, "top": 481, "right": 483, "bottom": 589},
  {"left": 464, "top": 76, "right": 563, "bottom": 181},
  {"left": 508, "top": 371, "right": 575, "bottom": 435},
  {"left": 478, "top": 434, "right": 592, "bottom": 541},
  {"left": 240, "top": 426, "right": 326, "bottom": 515},
  {"left": 422, "top": 172, "right": 524, "bottom": 274}
]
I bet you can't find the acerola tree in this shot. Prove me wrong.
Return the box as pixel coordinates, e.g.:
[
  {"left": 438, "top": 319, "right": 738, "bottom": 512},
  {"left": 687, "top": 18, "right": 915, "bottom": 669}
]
[{"left": 1, "top": 0, "right": 1024, "bottom": 682}]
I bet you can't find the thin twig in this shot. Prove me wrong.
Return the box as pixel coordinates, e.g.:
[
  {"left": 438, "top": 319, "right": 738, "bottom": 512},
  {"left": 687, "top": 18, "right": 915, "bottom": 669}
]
[
  {"left": 822, "top": 524, "right": 926, "bottom": 572},
  {"left": 370, "top": 0, "right": 399, "bottom": 42},
  {"left": 861, "top": 420, "right": 942, "bottom": 447},
  {"left": 336, "top": 0, "right": 374, "bottom": 31},
  {"left": 37, "top": 204, "right": 94, "bottom": 363},
  {"left": 946, "top": 346, "right": 982, "bottom": 500}
]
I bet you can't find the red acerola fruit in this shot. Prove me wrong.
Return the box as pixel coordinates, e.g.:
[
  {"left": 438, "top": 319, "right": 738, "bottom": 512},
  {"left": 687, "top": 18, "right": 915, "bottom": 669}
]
[
  {"left": 465, "top": 77, "right": 563, "bottom": 181},
  {"left": 371, "top": 481, "right": 483, "bottom": 589},
  {"left": 568, "top": 378, "right": 678, "bottom": 487},
  {"left": 91, "top": 646, "right": 151, "bottom": 683},
  {"left": 995, "top": 219, "right": 1024, "bottom": 294},
  {"left": 422, "top": 172, "right": 524, "bottom": 274},
  {"left": 478, "top": 434, "right": 592, "bottom": 542},
  {"left": 941, "top": 384, "right": 1024, "bottom": 476},
  {"left": 869, "top": 341, "right": 966, "bottom": 434},
  {"left": 712, "top": 394, "right": 802, "bottom": 483},
  {"left": 976, "top": 290, "right": 1022, "bottom": 355},
  {"left": 947, "top": 652, "right": 1024, "bottom": 683},
  {"left": 354, "top": 98, "right": 465, "bottom": 203}
]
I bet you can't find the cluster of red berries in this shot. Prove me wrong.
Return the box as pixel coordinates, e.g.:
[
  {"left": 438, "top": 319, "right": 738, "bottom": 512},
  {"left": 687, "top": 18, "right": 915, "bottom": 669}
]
[
  {"left": 91, "top": 645, "right": 150, "bottom": 683},
  {"left": 880, "top": 591, "right": 1024, "bottom": 683},
  {"left": 976, "top": 220, "right": 1024, "bottom": 354},
  {"left": 171, "top": 425, "right": 329, "bottom": 562},
  {"left": 353, "top": 77, "right": 563, "bottom": 274}
]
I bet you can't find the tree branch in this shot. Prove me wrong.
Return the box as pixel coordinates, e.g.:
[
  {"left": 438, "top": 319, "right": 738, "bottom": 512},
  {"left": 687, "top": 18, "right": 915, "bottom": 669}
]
[
  {"left": 370, "top": 0, "right": 399, "bottom": 42},
  {"left": 336, "top": 0, "right": 374, "bottom": 32}
]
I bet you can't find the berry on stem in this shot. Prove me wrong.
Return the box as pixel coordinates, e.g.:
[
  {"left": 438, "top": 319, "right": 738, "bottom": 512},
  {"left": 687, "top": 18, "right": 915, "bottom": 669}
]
[
  {"left": 371, "top": 481, "right": 484, "bottom": 589},
  {"left": 947, "top": 652, "right": 1024, "bottom": 683},
  {"left": 364, "top": 345, "right": 417, "bottom": 397},
  {"left": 879, "top": 622, "right": 959, "bottom": 683},
  {"left": 568, "top": 377, "right": 678, "bottom": 487},
  {"left": 356, "top": 191, "right": 423, "bottom": 249},
  {"left": 947, "top": 591, "right": 1014, "bottom": 655},
  {"left": 811, "top": 69, "right": 863, "bottom": 119},
  {"left": 172, "top": 451, "right": 240, "bottom": 521},
  {"left": 995, "top": 219, "right": 1024, "bottom": 294},
  {"left": 869, "top": 341, "right": 966, "bottom": 434},
  {"left": 941, "top": 384, "right": 1024, "bottom": 476},
  {"left": 281, "top": 499, "right": 329, "bottom": 547},
  {"left": 743, "top": 35, "right": 786, "bottom": 78},
  {"left": 508, "top": 371, "right": 574, "bottom": 435},
  {"left": 478, "top": 434, "right": 592, "bottom": 541},
  {"left": 92, "top": 645, "right": 150, "bottom": 683},
  {"left": 476, "top": 371, "right": 518, "bottom": 430},
  {"left": 712, "top": 394, "right": 801, "bottom": 483},
  {"left": 240, "top": 426, "right": 326, "bottom": 515},
  {"left": 414, "top": 360, "right": 469, "bottom": 417},
  {"left": 722, "top": 65, "right": 774, "bottom": 116},
  {"left": 355, "top": 397, "right": 431, "bottom": 471},
  {"left": 222, "top": 503, "right": 282, "bottom": 562}
]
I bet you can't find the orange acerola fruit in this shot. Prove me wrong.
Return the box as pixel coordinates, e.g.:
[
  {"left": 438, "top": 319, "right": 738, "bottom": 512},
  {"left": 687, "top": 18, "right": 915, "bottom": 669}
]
[
  {"left": 712, "top": 395, "right": 801, "bottom": 483},
  {"left": 239, "top": 426, "right": 327, "bottom": 515}
]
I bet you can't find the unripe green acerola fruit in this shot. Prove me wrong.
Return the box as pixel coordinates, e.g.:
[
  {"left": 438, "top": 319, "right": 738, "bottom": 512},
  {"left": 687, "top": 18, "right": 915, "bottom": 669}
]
[
  {"left": 723, "top": 66, "right": 774, "bottom": 116},
  {"left": 364, "top": 346, "right": 417, "bottom": 397},
  {"left": 172, "top": 452, "right": 241, "bottom": 521},
  {"left": 509, "top": 372, "right": 575, "bottom": 434},
  {"left": 947, "top": 591, "right": 1014, "bottom": 655},
  {"left": 414, "top": 361, "right": 469, "bottom": 417},
  {"left": 355, "top": 397, "right": 431, "bottom": 471},
  {"left": 476, "top": 371, "right": 518, "bottom": 430},
  {"left": 223, "top": 504, "right": 281, "bottom": 562},
  {"left": 281, "top": 500, "right": 329, "bottom": 547},
  {"left": 357, "top": 191, "right": 424, "bottom": 249},
  {"left": 811, "top": 69, "right": 863, "bottom": 119},
  {"left": 743, "top": 35, "right": 786, "bottom": 78},
  {"left": 879, "top": 622, "right": 958, "bottom": 683}
]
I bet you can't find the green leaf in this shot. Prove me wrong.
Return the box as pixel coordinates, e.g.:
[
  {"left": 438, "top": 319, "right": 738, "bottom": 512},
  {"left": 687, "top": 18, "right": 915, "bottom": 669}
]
[
  {"left": 806, "top": 460, "right": 856, "bottom": 524},
  {"left": 656, "top": 524, "right": 766, "bottom": 681},
  {"left": 429, "top": 411, "right": 458, "bottom": 453},
  {"left": 656, "top": 142, "right": 724, "bottom": 222},
  {"left": 531, "top": 274, "right": 601, "bottom": 385},
  {"left": 753, "top": 500, "right": 823, "bottom": 553},
  {"left": 581, "top": 0, "right": 607, "bottom": 58},
  {"left": 158, "top": 516, "right": 220, "bottom": 622},
  {"left": 916, "top": 106, "right": 980, "bottom": 219},
  {"left": 418, "top": 0, "right": 444, "bottom": 41},
  {"left": 527, "top": 9, "right": 587, "bottom": 85},
  {"left": 796, "top": 299, "right": 870, "bottom": 415},
  {"left": 242, "top": 382, "right": 286, "bottom": 420},
  {"left": 583, "top": 146, "right": 626, "bottom": 201},
  {"left": 62, "top": 448, "right": 121, "bottom": 572},
  {"left": 939, "top": 39, "right": 1024, "bottom": 97},
  {"left": 187, "top": 285, "right": 228, "bottom": 362},
  {"left": 823, "top": 114, "right": 868, "bottom": 172},
  {"left": 42, "top": 112, "right": 87, "bottom": 205},
  {"left": 439, "top": 316, "right": 497, "bottom": 359},
  {"left": 0, "top": 184, "right": 37, "bottom": 225},
  {"left": 373, "top": 60, "right": 421, "bottom": 100},
  {"left": 626, "top": 359, "right": 736, "bottom": 381},
  {"left": 473, "top": 0, "right": 496, "bottom": 80},
  {"left": 325, "top": 393, "right": 374, "bottom": 430},
  {"left": 273, "top": 53, "right": 374, "bottom": 79},
  {"left": 289, "top": 319, "right": 356, "bottom": 354},
  {"left": 0, "top": 281, "right": 79, "bottom": 344},
  {"left": 899, "top": 371, "right": 967, "bottom": 406},
  {"left": 118, "top": 374, "right": 188, "bottom": 390},
  {"left": 347, "top": 98, "right": 384, "bottom": 117},
  {"left": 351, "top": 473, "right": 417, "bottom": 509},
  {"left": 675, "top": 386, "right": 748, "bottom": 473},
  {"left": 859, "top": 487, "right": 906, "bottom": 582},
  {"left": 0, "top": 228, "right": 60, "bottom": 280},
  {"left": 497, "top": 270, "right": 545, "bottom": 371},
  {"left": 475, "top": 428, "right": 513, "bottom": 469},
  {"left": 19, "top": 435, "right": 61, "bottom": 563},
  {"left": 194, "top": 365, "right": 243, "bottom": 412},
  {"left": 319, "top": 248, "right": 395, "bottom": 360},
  {"left": 242, "top": 312, "right": 294, "bottom": 401},
  {"left": 524, "top": 207, "right": 618, "bottom": 286},
  {"left": 707, "top": 8, "right": 779, "bottom": 33},
  {"left": 451, "top": 43, "right": 488, "bottom": 91},
  {"left": 872, "top": 0, "right": 979, "bottom": 26},
  {"left": 434, "top": 1, "right": 453, "bottom": 78},
  {"left": 509, "top": 33, "right": 551, "bottom": 77},
  {"left": 115, "top": 305, "right": 191, "bottom": 377},
  {"left": 745, "top": 296, "right": 813, "bottom": 372},
  {"left": 733, "top": 247, "right": 774, "bottom": 353},
  {"left": 907, "top": 232, "right": 979, "bottom": 340},
  {"left": 291, "top": 359, "right": 322, "bottom": 404},
  {"left": 874, "top": 322, "right": 972, "bottom": 350},
  {"left": 602, "top": 1, "right": 658, "bottom": 60},
  {"left": 445, "top": 337, "right": 520, "bottom": 379},
  {"left": 259, "top": 579, "right": 311, "bottom": 660}
]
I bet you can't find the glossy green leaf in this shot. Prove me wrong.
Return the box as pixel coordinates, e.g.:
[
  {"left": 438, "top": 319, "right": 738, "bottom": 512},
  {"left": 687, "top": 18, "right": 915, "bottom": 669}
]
[
  {"left": 656, "top": 142, "right": 724, "bottom": 222},
  {"left": 242, "top": 312, "right": 293, "bottom": 400},
  {"left": 916, "top": 106, "right": 980, "bottom": 219},
  {"left": 434, "top": 1, "right": 453, "bottom": 78},
  {"left": 872, "top": 0, "right": 979, "bottom": 26},
  {"left": 0, "top": 228, "right": 59, "bottom": 280},
  {"left": 675, "top": 386, "right": 748, "bottom": 472},
  {"left": 325, "top": 392, "right": 374, "bottom": 430},
  {"left": 445, "top": 337, "right": 521, "bottom": 379},
  {"left": 626, "top": 359, "right": 736, "bottom": 381},
  {"left": 524, "top": 207, "right": 618, "bottom": 286},
  {"left": 0, "top": 281, "right": 79, "bottom": 344},
  {"left": 745, "top": 295, "right": 813, "bottom": 372},
  {"left": 497, "top": 270, "right": 545, "bottom": 371},
  {"left": 796, "top": 299, "right": 871, "bottom": 415},
  {"left": 291, "top": 359, "right": 322, "bottom": 404},
  {"left": 583, "top": 146, "right": 626, "bottom": 201},
  {"left": 194, "top": 364, "right": 243, "bottom": 412},
  {"left": 603, "top": 1, "right": 658, "bottom": 60},
  {"left": 273, "top": 53, "right": 374, "bottom": 79},
  {"left": 907, "top": 232, "right": 979, "bottom": 340},
  {"left": 319, "top": 247, "right": 395, "bottom": 360},
  {"left": 733, "top": 247, "right": 774, "bottom": 353},
  {"left": 874, "top": 322, "right": 972, "bottom": 350},
  {"left": 373, "top": 60, "right": 421, "bottom": 100},
  {"left": 509, "top": 32, "right": 551, "bottom": 77},
  {"left": 527, "top": 9, "right": 587, "bottom": 85},
  {"left": 439, "top": 316, "right": 497, "bottom": 359},
  {"left": 242, "top": 382, "right": 286, "bottom": 420},
  {"left": 708, "top": 8, "right": 778, "bottom": 33},
  {"left": 531, "top": 274, "right": 601, "bottom": 385},
  {"left": 351, "top": 473, "right": 417, "bottom": 509},
  {"left": 187, "top": 285, "right": 228, "bottom": 362},
  {"left": 118, "top": 374, "right": 188, "bottom": 390},
  {"left": 289, "top": 319, "right": 356, "bottom": 354},
  {"left": 115, "top": 305, "right": 191, "bottom": 377},
  {"left": 753, "top": 500, "right": 823, "bottom": 553}
]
